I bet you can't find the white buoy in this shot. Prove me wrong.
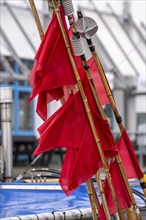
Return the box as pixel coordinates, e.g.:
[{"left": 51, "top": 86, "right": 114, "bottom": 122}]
[{"left": 1, "top": 208, "right": 92, "bottom": 220}]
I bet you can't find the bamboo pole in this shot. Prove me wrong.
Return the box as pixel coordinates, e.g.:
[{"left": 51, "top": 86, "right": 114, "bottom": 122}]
[
  {"left": 86, "top": 179, "right": 100, "bottom": 219},
  {"left": 28, "top": 0, "right": 44, "bottom": 40},
  {"left": 28, "top": 1, "right": 99, "bottom": 219},
  {"left": 66, "top": 10, "right": 129, "bottom": 220},
  {"left": 66, "top": 9, "right": 139, "bottom": 220},
  {"left": 79, "top": 16, "right": 143, "bottom": 220},
  {"left": 96, "top": 171, "right": 111, "bottom": 220},
  {"left": 76, "top": 10, "right": 143, "bottom": 220},
  {"left": 50, "top": 1, "right": 126, "bottom": 219},
  {"left": 68, "top": 19, "right": 135, "bottom": 220},
  {"left": 91, "top": 180, "right": 101, "bottom": 214},
  {"left": 67, "top": 17, "right": 111, "bottom": 220},
  {"left": 73, "top": 10, "right": 140, "bottom": 219},
  {"left": 86, "top": 30, "right": 146, "bottom": 198},
  {"left": 86, "top": 41, "right": 141, "bottom": 220}
]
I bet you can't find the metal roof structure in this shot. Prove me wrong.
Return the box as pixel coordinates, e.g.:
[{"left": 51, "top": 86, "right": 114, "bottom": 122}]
[{"left": 0, "top": 0, "right": 146, "bottom": 92}]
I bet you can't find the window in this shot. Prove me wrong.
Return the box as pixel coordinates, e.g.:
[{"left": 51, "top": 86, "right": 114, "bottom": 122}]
[
  {"left": 137, "top": 113, "right": 146, "bottom": 126},
  {"left": 19, "top": 92, "right": 33, "bottom": 131},
  {"left": 137, "top": 113, "right": 146, "bottom": 147},
  {"left": 0, "top": 59, "right": 35, "bottom": 136}
]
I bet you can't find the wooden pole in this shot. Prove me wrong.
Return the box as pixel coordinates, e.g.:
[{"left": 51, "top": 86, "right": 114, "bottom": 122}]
[
  {"left": 86, "top": 179, "right": 100, "bottom": 219},
  {"left": 96, "top": 171, "right": 111, "bottom": 220},
  {"left": 86, "top": 37, "right": 141, "bottom": 220},
  {"left": 67, "top": 11, "right": 129, "bottom": 219},
  {"left": 67, "top": 17, "right": 111, "bottom": 220},
  {"left": 81, "top": 21, "right": 142, "bottom": 220},
  {"left": 76, "top": 11, "right": 143, "bottom": 220},
  {"left": 90, "top": 180, "right": 101, "bottom": 214},
  {"left": 50, "top": 1, "right": 126, "bottom": 219},
  {"left": 86, "top": 33, "right": 146, "bottom": 198},
  {"left": 28, "top": 1, "right": 99, "bottom": 219},
  {"left": 66, "top": 9, "right": 141, "bottom": 220},
  {"left": 68, "top": 19, "right": 136, "bottom": 220},
  {"left": 28, "top": 0, "right": 44, "bottom": 40}
]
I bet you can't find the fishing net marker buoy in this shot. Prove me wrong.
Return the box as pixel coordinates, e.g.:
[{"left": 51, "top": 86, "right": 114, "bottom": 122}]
[{"left": 75, "top": 15, "right": 98, "bottom": 39}]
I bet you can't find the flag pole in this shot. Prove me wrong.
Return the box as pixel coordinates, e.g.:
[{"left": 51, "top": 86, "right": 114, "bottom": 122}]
[
  {"left": 76, "top": 10, "right": 146, "bottom": 198},
  {"left": 60, "top": 3, "right": 141, "bottom": 219},
  {"left": 66, "top": 14, "right": 111, "bottom": 220},
  {"left": 75, "top": 10, "right": 143, "bottom": 220},
  {"left": 86, "top": 179, "right": 100, "bottom": 219},
  {"left": 60, "top": 2, "right": 136, "bottom": 219},
  {"left": 66, "top": 8, "right": 141, "bottom": 219},
  {"left": 50, "top": 1, "right": 126, "bottom": 219},
  {"left": 95, "top": 171, "right": 111, "bottom": 220},
  {"left": 28, "top": 0, "right": 44, "bottom": 40},
  {"left": 66, "top": 13, "right": 137, "bottom": 220},
  {"left": 28, "top": 1, "right": 100, "bottom": 219}
]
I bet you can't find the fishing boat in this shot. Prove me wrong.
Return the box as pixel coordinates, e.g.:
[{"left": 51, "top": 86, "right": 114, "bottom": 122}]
[{"left": 0, "top": 0, "right": 146, "bottom": 220}]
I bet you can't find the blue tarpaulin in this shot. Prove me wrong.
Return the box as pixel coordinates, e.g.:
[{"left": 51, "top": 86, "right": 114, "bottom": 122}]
[
  {"left": 0, "top": 180, "right": 145, "bottom": 219},
  {"left": 0, "top": 181, "right": 92, "bottom": 218}
]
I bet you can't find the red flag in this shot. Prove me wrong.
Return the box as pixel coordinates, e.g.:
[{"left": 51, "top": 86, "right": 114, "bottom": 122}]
[
  {"left": 33, "top": 92, "right": 86, "bottom": 156},
  {"left": 87, "top": 57, "right": 109, "bottom": 105},
  {"left": 99, "top": 160, "right": 132, "bottom": 219},
  {"left": 59, "top": 114, "right": 118, "bottom": 195},
  {"left": 59, "top": 122, "right": 103, "bottom": 195},
  {"left": 83, "top": 75, "right": 116, "bottom": 157},
  {"left": 33, "top": 91, "right": 117, "bottom": 158},
  {"left": 117, "top": 128, "right": 144, "bottom": 179},
  {"left": 33, "top": 91, "right": 118, "bottom": 195},
  {"left": 28, "top": 6, "right": 76, "bottom": 120}
]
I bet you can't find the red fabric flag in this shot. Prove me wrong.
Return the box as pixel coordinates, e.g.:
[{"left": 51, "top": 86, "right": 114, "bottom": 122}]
[
  {"left": 83, "top": 74, "right": 116, "bottom": 157},
  {"left": 33, "top": 91, "right": 118, "bottom": 158},
  {"left": 28, "top": 6, "right": 76, "bottom": 120},
  {"left": 33, "top": 92, "right": 86, "bottom": 156},
  {"left": 33, "top": 91, "right": 118, "bottom": 195},
  {"left": 117, "top": 128, "right": 144, "bottom": 179},
  {"left": 59, "top": 122, "right": 103, "bottom": 195},
  {"left": 99, "top": 160, "right": 132, "bottom": 219},
  {"left": 59, "top": 115, "right": 118, "bottom": 195},
  {"left": 87, "top": 57, "right": 110, "bottom": 105}
]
